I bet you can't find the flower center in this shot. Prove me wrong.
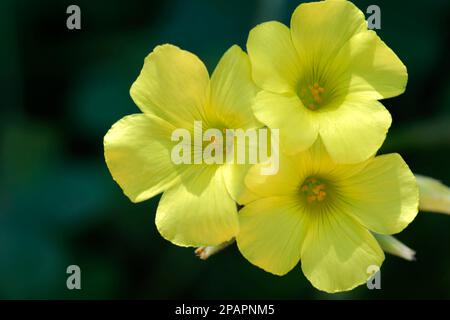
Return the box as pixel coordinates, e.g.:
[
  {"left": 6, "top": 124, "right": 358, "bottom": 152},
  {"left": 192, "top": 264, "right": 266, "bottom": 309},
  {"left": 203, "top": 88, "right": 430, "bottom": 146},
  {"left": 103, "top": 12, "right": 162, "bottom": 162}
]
[
  {"left": 203, "top": 127, "right": 234, "bottom": 161},
  {"left": 300, "top": 176, "right": 327, "bottom": 203},
  {"left": 298, "top": 82, "right": 327, "bottom": 111},
  {"left": 211, "top": 128, "right": 233, "bottom": 148}
]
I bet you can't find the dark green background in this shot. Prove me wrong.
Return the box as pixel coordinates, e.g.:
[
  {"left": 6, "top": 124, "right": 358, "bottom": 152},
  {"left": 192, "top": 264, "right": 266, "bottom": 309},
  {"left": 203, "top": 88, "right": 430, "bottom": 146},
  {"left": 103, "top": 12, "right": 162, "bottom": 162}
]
[{"left": 1, "top": 0, "right": 450, "bottom": 299}]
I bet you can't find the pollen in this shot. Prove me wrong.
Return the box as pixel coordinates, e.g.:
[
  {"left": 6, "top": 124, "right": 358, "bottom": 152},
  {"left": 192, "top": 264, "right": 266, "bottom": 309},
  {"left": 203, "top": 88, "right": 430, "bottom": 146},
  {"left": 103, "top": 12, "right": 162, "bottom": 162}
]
[
  {"left": 203, "top": 127, "right": 234, "bottom": 162},
  {"left": 299, "top": 82, "right": 326, "bottom": 111},
  {"left": 301, "top": 176, "right": 327, "bottom": 203},
  {"left": 209, "top": 128, "right": 230, "bottom": 144}
]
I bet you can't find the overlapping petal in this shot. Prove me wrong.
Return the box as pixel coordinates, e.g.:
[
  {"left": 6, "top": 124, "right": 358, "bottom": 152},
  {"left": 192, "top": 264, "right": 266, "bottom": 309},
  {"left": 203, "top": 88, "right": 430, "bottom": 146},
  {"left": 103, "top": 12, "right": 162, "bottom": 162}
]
[
  {"left": 237, "top": 196, "right": 309, "bottom": 275},
  {"left": 244, "top": 152, "right": 301, "bottom": 200},
  {"left": 253, "top": 91, "right": 318, "bottom": 155},
  {"left": 317, "top": 99, "right": 392, "bottom": 164},
  {"left": 342, "top": 31, "right": 407, "bottom": 100},
  {"left": 210, "top": 45, "right": 261, "bottom": 129},
  {"left": 156, "top": 166, "right": 239, "bottom": 247},
  {"left": 222, "top": 163, "right": 259, "bottom": 205},
  {"left": 247, "top": 21, "right": 301, "bottom": 94},
  {"left": 130, "top": 44, "right": 210, "bottom": 129},
  {"left": 301, "top": 211, "right": 385, "bottom": 293},
  {"left": 291, "top": 0, "right": 366, "bottom": 66},
  {"left": 104, "top": 114, "right": 180, "bottom": 203},
  {"left": 338, "top": 154, "right": 419, "bottom": 234}
]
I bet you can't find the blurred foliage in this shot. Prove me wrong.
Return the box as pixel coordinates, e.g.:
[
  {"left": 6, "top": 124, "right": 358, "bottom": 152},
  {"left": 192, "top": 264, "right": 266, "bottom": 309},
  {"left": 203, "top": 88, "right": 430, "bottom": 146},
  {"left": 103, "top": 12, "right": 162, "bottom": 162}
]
[{"left": 0, "top": 0, "right": 449, "bottom": 299}]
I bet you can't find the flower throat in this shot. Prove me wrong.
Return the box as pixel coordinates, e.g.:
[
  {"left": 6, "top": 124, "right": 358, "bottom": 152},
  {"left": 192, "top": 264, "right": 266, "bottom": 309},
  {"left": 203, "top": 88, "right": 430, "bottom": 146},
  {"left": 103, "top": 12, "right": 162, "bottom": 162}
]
[{"left": 301, "top": 176, "right": 327, "bottom": 203}]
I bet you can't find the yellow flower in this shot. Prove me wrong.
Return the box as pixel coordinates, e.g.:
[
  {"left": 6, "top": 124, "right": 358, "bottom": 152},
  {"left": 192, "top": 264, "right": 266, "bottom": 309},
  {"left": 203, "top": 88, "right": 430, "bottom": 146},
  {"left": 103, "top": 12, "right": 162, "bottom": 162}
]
[
  {"left": 236, "top": 141, "right": 418, "bottom": 293},
  {"left": 104, "top": 44, "right": 261, "bottom": 247},
  {"left": 247, "top": 0, "right": 407, "bottom": 163}
]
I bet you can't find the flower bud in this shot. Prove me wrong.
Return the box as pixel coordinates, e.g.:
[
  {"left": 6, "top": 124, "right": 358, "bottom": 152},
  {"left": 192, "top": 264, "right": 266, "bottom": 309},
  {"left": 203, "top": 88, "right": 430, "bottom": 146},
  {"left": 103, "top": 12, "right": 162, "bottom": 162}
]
[
  {"left": 373, "top": 233, "right": 416, "bottom": 261},
  {"left": 195, "top": 239, "right": 235, "bottom": 260},
  {"left": 416, "top": 174, "right": 450, "bottom": 215}
]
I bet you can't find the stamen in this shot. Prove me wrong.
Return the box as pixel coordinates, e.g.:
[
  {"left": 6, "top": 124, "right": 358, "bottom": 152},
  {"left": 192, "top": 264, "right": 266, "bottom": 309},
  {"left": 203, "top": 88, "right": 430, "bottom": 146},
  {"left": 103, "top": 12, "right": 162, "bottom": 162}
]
[
  {"left": 301, "top": 177, "right": 327, "bottom": 203},
  {"left": 299, "top": 82, "right": 326, "bottom": 111}
]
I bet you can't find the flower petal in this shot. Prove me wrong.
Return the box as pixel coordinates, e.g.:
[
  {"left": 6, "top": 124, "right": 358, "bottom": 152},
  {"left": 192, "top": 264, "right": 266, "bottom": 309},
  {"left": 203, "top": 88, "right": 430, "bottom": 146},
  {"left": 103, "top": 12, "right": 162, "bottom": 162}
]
[
  {"left": 343, "top": 31, "right": 407, "bottom": 100},
  {"left": 222, "top": 163, "right": 260, "bottom": 205},
  {"left": 301, "top": 211, "right": 385, "bottom": 293},
  {"left": 243, "top": 140, "right": 366, "bottom": 203},
  {"left": 156, "top": 166, "right": 238, "bottom": 247},
  {"left": 236, "top": 196, "right": 309, "bottom": 275},
  {"left": 209, "top": 45, "right": 261, "bottom": 129},
  {"left": 130, "top": 44, "right": 209, "bottom": 128},
  {"left": 247, "top": 21, "right": 301, "bottom": 94},
  {"left": 294, "top": 139, "right": 371, "bottom": 184},
  {"left": 318, "top": 99, "right": 392, "bottom": 164},
  {"left": 253, "top": 91, "right": 318, "bottom": 155},
  {"left": 104, "top": 114, "right": 179, "bottom": 202},
  {"left": 244, "top": 152, "right": 302, "bottom": 200},
  {"left": 291, "top": 0, "right": 366, "bottom": 69},
  {"left": 338, "top": 154, "right": 419, "bottom": 234}
]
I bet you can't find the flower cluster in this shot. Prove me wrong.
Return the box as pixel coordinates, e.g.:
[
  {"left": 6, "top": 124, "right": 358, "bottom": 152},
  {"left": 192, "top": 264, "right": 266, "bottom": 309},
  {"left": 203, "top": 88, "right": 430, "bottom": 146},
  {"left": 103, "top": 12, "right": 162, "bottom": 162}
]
[{"left": 104, "top": 0, "right": 420, "bottom": 293}]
